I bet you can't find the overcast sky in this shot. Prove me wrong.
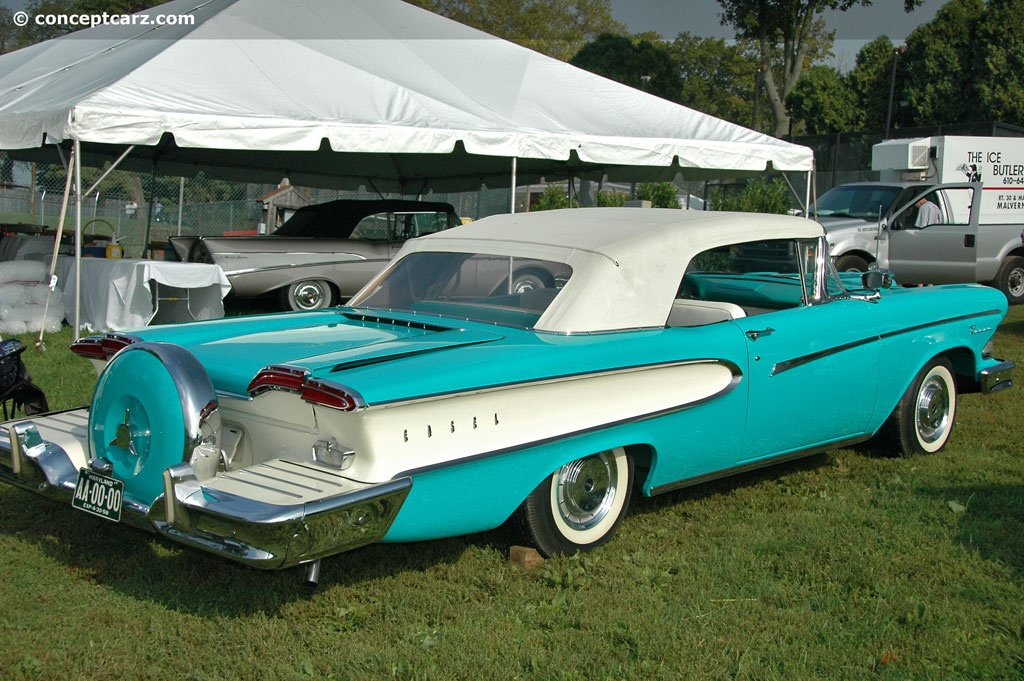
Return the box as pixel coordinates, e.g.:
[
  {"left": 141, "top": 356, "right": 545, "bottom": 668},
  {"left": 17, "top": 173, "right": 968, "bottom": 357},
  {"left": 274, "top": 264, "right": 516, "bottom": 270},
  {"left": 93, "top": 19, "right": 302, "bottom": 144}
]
[
  {"left": 2, "top": 0, "right": 946, "bottom": 69},
  {"left": 609, "top": 0, "right": 945, "bottom": 70},
  {"left": 3, "top": 0, "right": 945, "bottom": 34}
]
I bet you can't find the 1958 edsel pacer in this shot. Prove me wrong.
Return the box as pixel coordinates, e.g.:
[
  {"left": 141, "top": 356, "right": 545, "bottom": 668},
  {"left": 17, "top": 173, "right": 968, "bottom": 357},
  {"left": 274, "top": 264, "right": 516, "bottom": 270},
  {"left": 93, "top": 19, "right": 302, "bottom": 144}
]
[{"left": 0, "top": 208, "right": 1014, "bottom": 583}]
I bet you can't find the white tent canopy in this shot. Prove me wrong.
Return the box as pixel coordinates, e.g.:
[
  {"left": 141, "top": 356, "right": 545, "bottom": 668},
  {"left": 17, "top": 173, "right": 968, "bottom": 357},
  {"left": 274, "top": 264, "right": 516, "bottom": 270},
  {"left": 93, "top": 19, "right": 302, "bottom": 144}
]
[{"left": 0, "top": 0, "right": 813, "bottom": 193}]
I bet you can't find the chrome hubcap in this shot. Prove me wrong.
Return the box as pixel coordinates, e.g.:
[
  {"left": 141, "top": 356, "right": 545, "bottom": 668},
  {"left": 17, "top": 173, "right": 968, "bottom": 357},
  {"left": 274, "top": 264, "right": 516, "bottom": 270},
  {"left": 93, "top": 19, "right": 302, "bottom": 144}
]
[
  {"left": 294, "top": 282, "right": 325, "bottom": 309},
  {"left": 915, "top": 376, "right": 950, "bottom": 444},
  {"left": 556, "top": 452, "right": 617, "bottom": 531},
  {"left": 512, "top": 279, "right": 539, "bottom": 294}
]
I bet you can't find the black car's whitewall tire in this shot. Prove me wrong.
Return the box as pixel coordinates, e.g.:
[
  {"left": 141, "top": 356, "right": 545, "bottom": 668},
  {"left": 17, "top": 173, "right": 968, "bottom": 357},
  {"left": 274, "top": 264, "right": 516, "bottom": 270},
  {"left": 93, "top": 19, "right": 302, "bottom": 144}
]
[
  {"left": 516, "top": 447, "right": 633, "bottom": 556},
  {"left": 885, "top": 358, "right": 958, "bottom": 455},
  {"left": 283, "top": 279, "right": 335, "bottom": 311}
]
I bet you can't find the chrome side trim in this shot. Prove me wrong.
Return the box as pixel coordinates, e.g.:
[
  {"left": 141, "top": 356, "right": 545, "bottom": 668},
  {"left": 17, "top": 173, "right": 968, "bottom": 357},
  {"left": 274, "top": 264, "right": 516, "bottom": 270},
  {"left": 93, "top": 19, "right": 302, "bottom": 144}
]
[
  {"left": 980, "top": 360, "right": 1015, "bottom": 393},
  {"left": 373, "top": 357, "right": 741, "bottom": 409},
  {"left": 772, "top": 309, "right": 1006, "bottom": 376},
  {"left": 649, "top": 435, "right": 871, "bottom": 496}
]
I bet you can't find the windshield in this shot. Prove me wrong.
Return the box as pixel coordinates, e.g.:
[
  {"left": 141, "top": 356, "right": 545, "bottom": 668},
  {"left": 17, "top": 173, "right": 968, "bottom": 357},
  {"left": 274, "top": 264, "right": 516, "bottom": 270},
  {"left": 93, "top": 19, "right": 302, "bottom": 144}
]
[
  {"left": 351, "top": 252, "right": 571, "bottom": 329},
  {"left": 813, "top": 185, "right": 904, "bottom": 220}
]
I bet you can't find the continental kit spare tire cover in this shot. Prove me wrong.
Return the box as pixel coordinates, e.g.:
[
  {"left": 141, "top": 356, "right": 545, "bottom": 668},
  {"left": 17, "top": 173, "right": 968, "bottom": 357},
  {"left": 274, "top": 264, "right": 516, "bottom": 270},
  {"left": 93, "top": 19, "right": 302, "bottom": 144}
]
[{"left": 89, "top": 342, "right": 220, "bottom": 507}]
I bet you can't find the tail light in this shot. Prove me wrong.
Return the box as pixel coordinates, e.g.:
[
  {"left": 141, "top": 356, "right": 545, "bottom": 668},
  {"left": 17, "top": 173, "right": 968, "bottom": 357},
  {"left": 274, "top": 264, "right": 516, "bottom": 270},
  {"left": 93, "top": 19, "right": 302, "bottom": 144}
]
[
  {"left": 247, "top": 365, "right": 364, "bottom": 412},
  {"left": 70, "top": 334, "right": 141, "bottom": 360}
]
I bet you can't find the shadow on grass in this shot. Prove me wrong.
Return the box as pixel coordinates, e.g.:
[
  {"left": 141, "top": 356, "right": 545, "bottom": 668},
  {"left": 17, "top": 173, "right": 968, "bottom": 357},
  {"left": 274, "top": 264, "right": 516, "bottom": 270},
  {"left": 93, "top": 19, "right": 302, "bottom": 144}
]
[
  {"left": 997, "top": 317, "right": 1024, "bottom": 336},
  {"left": 0, "top": 486, "right": 514, "bottom": 616},
  {"left": 915, "top": 482, "right": 1024, "bottom": 578}
]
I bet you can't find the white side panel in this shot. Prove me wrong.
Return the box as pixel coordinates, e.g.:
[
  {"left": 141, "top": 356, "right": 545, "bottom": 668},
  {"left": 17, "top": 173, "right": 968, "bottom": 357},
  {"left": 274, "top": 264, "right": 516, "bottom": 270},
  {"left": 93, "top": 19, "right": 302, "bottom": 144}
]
[
  {"left": 332, "top": 361, "right": 738, "bottom": 481},
  {"left": 935, "top": 137, "right": 1024, "bottom": 224}
]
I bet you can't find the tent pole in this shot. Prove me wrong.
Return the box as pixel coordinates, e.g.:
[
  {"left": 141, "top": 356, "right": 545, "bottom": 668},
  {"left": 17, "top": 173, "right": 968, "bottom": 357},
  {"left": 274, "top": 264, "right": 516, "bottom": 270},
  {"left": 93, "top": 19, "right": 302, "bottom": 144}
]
[
  {"left": 510, "top": 157, "right": 517, "bottom": 214},
  {"left": 806, "top": 161, "right": 814, "bottom": 219},
  {"left": 84, "top": 145, "right": 136, "bottom": 196},
  {"left": 36, "top": 145, "right": 76, "bottom": 351},
  {"left": 177, "top": 177, "right": 185, "bottom": 236},
  {"left": 73, "top": 138, "right": 83, "bottom": 340},
  {"left": 142, "top": 164, "right": 156, "bottom": 258}
]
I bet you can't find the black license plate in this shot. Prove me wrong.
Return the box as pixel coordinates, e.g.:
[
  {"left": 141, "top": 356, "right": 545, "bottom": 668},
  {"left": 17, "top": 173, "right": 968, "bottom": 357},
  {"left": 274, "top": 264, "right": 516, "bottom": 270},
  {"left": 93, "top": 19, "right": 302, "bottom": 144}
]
[{"left": 72, "top": 468, "right": 124, "bottom": 522}]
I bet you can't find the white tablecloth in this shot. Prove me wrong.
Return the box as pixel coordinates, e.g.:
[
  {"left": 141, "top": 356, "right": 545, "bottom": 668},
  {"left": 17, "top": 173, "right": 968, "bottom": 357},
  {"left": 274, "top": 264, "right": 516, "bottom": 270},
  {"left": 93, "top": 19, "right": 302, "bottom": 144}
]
[{"left": 56, "top": 256, "right": 231, "bottom": 332}]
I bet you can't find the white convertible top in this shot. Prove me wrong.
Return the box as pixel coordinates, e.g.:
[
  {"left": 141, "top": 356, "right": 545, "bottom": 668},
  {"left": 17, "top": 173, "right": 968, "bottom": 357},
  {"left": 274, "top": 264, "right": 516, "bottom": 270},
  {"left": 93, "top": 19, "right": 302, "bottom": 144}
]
[{"left": 379, "top": 208, "right": 824, "bottom": 333}]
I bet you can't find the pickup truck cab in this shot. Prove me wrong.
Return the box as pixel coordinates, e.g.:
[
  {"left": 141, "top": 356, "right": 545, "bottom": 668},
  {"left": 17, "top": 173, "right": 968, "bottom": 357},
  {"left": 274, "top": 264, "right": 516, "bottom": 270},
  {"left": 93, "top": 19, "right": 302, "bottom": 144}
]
[{"left": 817, "top": 181, "right": 1024, "bottom": 304}]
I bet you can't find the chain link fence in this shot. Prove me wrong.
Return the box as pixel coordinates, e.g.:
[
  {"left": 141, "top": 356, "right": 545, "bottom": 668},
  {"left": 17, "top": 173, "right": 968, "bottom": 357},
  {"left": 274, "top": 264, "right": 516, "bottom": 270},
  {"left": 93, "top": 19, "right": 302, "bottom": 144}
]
[
  {"left": 0, "top": 152, "right": 525, "bottom": 258},
  {"left": 0, "top": 152, "right": 733, "bottom": 260}
]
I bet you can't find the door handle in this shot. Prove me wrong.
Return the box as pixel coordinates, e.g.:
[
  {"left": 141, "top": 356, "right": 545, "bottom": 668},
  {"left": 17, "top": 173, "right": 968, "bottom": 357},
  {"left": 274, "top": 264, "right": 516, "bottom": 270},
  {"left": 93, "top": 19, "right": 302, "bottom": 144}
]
[
  {"left": 745, "top": 327, "right": 775, "bottom": 341},
  {"left": 964, "top": 234, "right": 975, "bottom": 248}
]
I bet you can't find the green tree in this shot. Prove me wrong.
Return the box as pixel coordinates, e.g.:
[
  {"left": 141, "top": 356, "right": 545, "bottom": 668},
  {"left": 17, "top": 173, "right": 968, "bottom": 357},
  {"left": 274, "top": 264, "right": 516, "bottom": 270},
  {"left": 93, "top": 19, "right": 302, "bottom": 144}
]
[
  {"left": 0, "top": 4, "right": 15, "bottom": 54},
  {"left": 786, "top": 64, "right": 859, "bottom": 134},
  {"left": 900, "top": 0, "right": 984, "bottom": 127},
  {"left": 407, "top": 0, "right": 625, "bottom": 61},
  {"left": 595, "top": 190, "right": 626, "bottom": 206},
  {"left": 533, "top": 185, "right": 570, "bottom": 211},
  {"left": 847, "top": 36, "right": 903, "bottom": 132},
  {"left": 637, "top": 182, "right": 680, "bottom": 208},
  {"left": 709, "top": 176, "right": 791, "bottom": 214},
  {"left": 667, "top": 32, "right": 759, "bottom": 125},
  {"left": 974, "top": 0, "right": 1024, "bottom": 125},
  {"left": 570, "top": 33, "right": 681, "bottom": 100},
  {"left": 717, "top": 0, "right": 922, "bottom": 136}
]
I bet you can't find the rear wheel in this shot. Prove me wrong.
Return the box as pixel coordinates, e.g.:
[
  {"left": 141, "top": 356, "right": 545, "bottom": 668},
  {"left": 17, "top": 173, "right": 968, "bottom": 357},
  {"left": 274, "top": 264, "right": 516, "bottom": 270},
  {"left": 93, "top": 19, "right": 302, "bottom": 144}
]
[
  {"left": 515, "top": 448, "right": 633, "bottom": 556},
  {"left": 994, "top": 255, "right": 1024, "bottom": 305},
  {"left": 282, "top": 280, "right": 335, "bottom": 311},
  {"left": 880, "top": 358, "right": 957, "bottom": 455}
]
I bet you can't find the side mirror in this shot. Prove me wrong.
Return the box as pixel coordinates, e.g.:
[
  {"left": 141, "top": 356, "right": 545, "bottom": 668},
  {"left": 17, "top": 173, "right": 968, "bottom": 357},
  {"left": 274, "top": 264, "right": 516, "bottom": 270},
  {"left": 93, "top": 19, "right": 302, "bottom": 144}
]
[{"left": 861, "top": 269, "right": 894, "bottom": 290}]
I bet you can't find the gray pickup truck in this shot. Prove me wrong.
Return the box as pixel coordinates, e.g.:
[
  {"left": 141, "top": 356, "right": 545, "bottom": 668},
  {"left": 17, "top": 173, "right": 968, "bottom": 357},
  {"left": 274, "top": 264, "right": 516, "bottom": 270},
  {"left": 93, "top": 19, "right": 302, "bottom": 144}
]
[{"left": 815, "top": 181, "right": 1024, "bottom": 304}]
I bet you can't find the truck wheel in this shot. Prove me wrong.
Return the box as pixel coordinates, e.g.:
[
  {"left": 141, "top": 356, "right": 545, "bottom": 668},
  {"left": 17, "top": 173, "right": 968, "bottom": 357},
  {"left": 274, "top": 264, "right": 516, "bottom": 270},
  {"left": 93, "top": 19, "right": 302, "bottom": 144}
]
[
  {"left": 994, "top": 256, "right": 1024, "bottom": 305},
  {"left": 835, "top": 254, "right": 869, "bottom": 273}
]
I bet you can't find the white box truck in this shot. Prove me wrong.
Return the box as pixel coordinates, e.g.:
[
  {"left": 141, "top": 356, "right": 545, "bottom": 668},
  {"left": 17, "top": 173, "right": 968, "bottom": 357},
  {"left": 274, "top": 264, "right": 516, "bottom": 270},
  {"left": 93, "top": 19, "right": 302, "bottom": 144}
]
[{"left": 814, "top": 135, "right": 1024, "bottom": 303}]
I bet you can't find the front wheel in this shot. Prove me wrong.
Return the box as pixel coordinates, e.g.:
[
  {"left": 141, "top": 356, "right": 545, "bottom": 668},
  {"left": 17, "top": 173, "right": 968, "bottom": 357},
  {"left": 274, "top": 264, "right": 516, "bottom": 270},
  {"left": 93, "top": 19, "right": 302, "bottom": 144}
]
[
  {"left": 881, "top": 358, "right": 958, "bottom": 456},
  {"left": 835, "top": 254, "right": 869, "bottom": 273},
  {"left": 282, "top": 280, "right": 335, "bottom": 311},
  {"left": 994, "top": 255, "right": 1024, "bottom": 305},
  {"left": 514, "top": 448, "right": 633, "bottom": 556}
]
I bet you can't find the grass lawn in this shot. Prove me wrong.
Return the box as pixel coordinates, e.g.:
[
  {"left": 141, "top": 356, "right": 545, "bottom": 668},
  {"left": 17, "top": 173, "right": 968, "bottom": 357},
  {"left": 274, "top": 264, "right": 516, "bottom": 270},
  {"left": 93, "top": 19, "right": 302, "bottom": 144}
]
[{"left": 0, "top": 305, "right": 1021, "bottom": 680}]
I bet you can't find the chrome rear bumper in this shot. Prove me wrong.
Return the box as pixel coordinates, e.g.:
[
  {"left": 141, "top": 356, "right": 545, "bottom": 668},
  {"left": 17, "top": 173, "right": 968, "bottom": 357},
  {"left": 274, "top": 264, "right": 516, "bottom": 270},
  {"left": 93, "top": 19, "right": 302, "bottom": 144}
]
[{"left": 0, "top": 411, "right": 411, "bottom": 570}]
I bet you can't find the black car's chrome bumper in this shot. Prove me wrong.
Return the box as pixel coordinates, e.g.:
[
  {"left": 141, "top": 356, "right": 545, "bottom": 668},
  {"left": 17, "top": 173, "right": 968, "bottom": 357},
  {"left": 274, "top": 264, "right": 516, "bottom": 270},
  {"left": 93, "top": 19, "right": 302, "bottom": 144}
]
[
  {"left": 0, "top": 411, "right": 411, "bottom": 570},
  {"left": 980, "top": 360, "right": 1015, "bottom": 394}
]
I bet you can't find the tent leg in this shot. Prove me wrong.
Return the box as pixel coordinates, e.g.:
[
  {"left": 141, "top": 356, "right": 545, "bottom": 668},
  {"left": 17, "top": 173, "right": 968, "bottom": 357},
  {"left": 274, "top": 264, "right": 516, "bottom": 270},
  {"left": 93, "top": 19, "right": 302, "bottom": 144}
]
[
  {"left": 510, "top": 157, "right": 517, "bottom": 214},
  {"left": 73, "top": 139, "right": 83, "bottom": 340}
]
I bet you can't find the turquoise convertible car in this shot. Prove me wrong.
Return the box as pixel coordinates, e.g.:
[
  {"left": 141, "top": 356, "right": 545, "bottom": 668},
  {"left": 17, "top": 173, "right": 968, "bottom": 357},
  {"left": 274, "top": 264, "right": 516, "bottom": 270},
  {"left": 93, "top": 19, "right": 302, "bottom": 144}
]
[{"left": 0, "top": 208, "right": 1014, "bottom": 584}]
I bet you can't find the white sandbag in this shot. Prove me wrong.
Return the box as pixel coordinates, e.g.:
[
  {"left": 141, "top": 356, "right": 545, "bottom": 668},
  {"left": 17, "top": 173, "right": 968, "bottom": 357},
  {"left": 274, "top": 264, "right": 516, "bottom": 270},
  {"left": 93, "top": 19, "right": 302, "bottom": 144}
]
[
  {"left": 0, "top": 260, "right": 46, "bottom": 285},
  {"left": 0, "top": 283, "right": 64, "bottom": 334}
]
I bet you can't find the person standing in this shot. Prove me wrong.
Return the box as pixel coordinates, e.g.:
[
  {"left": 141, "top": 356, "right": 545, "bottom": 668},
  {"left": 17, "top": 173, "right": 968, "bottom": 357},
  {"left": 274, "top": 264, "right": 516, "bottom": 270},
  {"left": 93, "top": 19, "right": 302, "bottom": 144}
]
[{"left": 914, "top": 196, "right": 941, "bottom": 227}]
